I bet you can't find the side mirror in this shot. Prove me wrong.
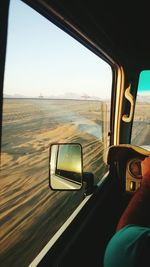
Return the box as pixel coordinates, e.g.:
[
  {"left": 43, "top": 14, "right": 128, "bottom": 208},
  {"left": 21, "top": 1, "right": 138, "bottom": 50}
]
[{"left": 49, "top": 143, "right": 83, "bottom": 190}]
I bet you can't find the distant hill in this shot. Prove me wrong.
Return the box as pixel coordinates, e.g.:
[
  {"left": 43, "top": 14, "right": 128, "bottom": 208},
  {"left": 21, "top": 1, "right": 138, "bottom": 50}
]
[
  {"left": 51, "top": 92, "right": 102, "bottom": 101},
  {"left": 137, "top": 94, "right": 150, "bottom": 103},
  {"left": 4, "top": 92, "right": 103, "bottom": 101},
  {"left": 4, "top": 93, "right": 28, "bottom": 98},
  {"left": 4, "top": 93, "right": 150, "bottom": 102}
]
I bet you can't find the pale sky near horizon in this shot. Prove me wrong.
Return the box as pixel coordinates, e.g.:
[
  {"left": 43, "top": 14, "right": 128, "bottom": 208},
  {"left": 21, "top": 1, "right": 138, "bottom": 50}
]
[{"left": 3, "top": 0, "right": 113, "bottom": 99}]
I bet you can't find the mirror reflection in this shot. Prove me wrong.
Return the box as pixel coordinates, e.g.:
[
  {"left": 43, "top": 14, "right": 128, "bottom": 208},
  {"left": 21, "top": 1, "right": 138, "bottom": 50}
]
[{"left": 50, "top": 143, "right": 83, "bottom": 190}]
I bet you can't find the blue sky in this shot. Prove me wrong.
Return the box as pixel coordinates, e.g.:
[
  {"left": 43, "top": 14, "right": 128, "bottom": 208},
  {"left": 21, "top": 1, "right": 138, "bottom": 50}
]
[{"left": 4, "top": 0, "right": 113, "bottom": 99}]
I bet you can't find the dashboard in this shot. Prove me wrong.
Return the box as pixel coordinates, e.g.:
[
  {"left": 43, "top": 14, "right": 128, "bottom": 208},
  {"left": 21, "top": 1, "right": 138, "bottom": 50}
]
[
  {"left": 126, "top": 158, "right": 142, "bottom": 193},
  {"left": 107, "top": 144, "right": 150, "bottom": 194}
]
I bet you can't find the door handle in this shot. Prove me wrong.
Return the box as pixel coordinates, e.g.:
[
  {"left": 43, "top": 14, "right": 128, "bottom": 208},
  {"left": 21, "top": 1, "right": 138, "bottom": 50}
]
[{"left": 122, "top": 84, "right": 134, "bottom": 123}]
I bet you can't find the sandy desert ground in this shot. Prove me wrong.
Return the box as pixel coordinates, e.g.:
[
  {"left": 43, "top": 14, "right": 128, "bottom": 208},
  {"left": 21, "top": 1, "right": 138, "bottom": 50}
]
[
  {"left": 131, "top": 102, "right": 150, "bottom": 145},
  {"left": 1, "top": 99, "right": 109, "bottom": 267},
  {"left": 1, "top": 98, "right": 149, "bottom": 266}
]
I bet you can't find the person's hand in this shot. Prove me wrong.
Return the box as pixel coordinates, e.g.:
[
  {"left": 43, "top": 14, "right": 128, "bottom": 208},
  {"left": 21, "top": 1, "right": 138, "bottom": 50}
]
[{"left": 141, "top": 156, "right": 150, "bottom": 180}]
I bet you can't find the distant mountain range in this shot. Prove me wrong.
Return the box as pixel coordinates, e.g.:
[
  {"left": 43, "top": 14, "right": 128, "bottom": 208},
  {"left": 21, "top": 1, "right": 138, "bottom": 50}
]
[
  {"left": 4, "top": 92, "right": 103, "bottom": 101},
  {"left": 4, "top": 93, "right": 150, "bottom": 102},
  {"left": 4, "top": 94, "right": 27, "bottom": 98},
  {"left": 136, "top": 94, "right": 150, "bottom": 103},
  {"left": 54, "top": 92, "right": 103, "bottom": 100}
]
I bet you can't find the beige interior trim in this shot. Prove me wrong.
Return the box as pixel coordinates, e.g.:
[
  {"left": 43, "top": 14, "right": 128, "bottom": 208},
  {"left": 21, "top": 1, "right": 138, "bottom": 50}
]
[
  {"left": 107, "top": 144, "right": 150, "bottom": 164},
  {"left": 113, "top": 66, "right": 125, "bottom": 145},
  {"left": 122, "top": 84, "right": 134, "bottom": 122}
]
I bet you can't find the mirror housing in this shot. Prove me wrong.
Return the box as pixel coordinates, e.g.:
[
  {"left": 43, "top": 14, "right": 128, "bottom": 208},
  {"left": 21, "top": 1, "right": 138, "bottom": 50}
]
[{"left": 49, "top": 143, "right": 83, "bottom": 190}]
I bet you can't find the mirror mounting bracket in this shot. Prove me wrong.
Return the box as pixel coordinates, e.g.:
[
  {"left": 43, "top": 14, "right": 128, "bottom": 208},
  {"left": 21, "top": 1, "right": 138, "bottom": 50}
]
[{"left": 83, "top": 172, "right": 94, "bottom": 196}]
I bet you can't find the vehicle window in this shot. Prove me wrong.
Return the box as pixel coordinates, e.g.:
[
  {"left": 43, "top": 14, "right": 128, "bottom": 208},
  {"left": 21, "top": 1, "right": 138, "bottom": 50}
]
[
  {"left": 1, "top": 0, "right": 112, "bottom": 266},
  {"left": 131, "top": 70, "right": 150, "bottom": 148}
]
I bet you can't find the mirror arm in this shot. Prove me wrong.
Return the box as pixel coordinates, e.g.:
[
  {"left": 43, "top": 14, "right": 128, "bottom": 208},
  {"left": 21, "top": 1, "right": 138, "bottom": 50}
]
[{"left": 83, "top": 172, "right": 94, "bottom": 196}]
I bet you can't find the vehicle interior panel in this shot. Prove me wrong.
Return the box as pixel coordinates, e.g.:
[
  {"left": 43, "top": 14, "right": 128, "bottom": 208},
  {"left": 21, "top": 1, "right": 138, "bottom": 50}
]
[
  {"left": 0, "top": 1, "right": 150, "bottom": 267},
  {"left": 108, "top": 145, "right": 150, "bottom": 193}
]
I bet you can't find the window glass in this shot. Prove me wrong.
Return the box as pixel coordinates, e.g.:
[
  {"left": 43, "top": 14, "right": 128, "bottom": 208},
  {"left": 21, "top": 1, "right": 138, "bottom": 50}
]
[
  {"left": 131, "top": 70, "right": 150, "bottom": 149},
  {"left": 1, "top": 0, "right": 112, "bottom": 266}
]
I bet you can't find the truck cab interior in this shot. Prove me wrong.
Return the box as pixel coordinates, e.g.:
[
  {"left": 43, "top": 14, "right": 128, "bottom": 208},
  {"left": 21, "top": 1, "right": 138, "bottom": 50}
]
[{"left": 0, "top": 1, "right": 150, "bottom": 267}]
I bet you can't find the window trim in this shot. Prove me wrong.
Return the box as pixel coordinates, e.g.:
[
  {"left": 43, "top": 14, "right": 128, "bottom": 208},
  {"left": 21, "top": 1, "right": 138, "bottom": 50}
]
[{"left": 0, "top": 0, "right": 10, "bottom": 153}]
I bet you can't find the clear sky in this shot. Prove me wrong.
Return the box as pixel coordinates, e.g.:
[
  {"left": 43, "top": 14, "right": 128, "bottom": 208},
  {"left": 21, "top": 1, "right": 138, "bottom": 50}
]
[{"left": 4, "top": 0, "right": 112, "bottom": 99}]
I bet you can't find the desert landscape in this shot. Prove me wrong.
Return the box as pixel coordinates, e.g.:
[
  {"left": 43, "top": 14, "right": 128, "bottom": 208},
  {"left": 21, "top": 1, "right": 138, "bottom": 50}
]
[
  {"left": 131, "top": 102, "right": 150, "bottom": 145},
  {"left": 1, "top": 98, "right": 149, "bottom": 266},
  {"left": 1, "top": 98, "right": 109, "bottom": 267}
]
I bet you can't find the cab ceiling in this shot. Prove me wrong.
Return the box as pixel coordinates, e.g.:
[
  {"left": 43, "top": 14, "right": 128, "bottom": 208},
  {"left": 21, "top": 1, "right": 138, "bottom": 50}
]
[{"left": 25, "top": 0, "right": 150, "bottom": 72}]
